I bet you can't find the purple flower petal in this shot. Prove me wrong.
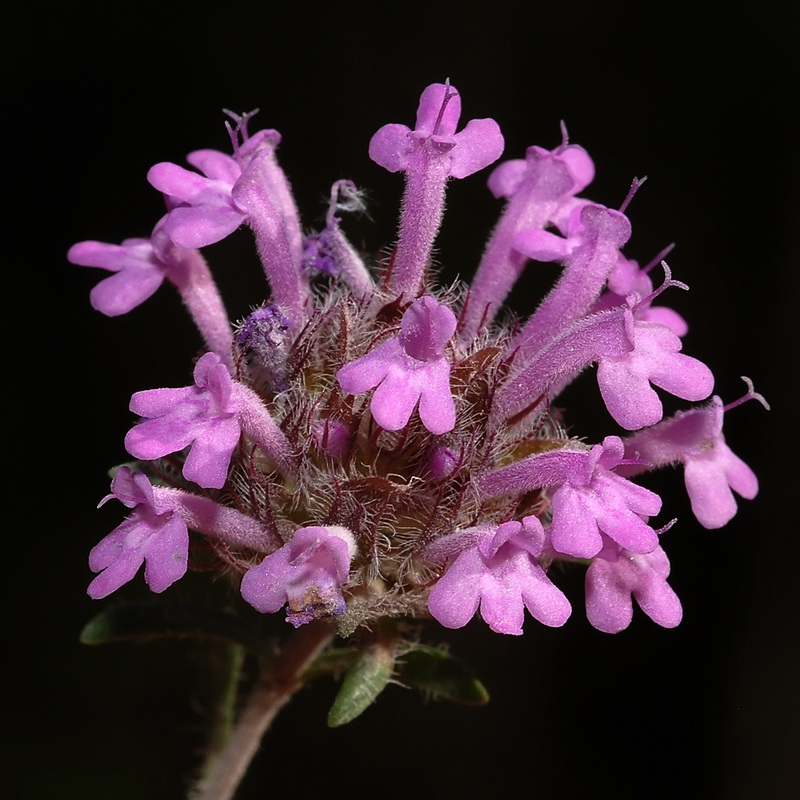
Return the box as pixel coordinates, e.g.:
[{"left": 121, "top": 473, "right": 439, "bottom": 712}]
[
  {"left": 428, "top": 518, "right": 571, "bottom": 635},
  {"left": 240, "top": 526, "right": 356, "bottom": 626},
  {"left": 337, "top": 338, "right": 404, "bottom": 395},
  {"left": 125, "top": 353, "right": 240, "bottom": 489},
  {"left": 417, "top": 357, "right": 457, "bottom": 434},
  {"left": 87, "top": 468, "right": 189, "bottom": 599},
  {"left": 427, "top": 547, "right": 484, "bottom": 629},
  {"left": 141, "top": 513, "right": 191, "bottom": 593},
  {"left": 181, "top": 415, "right": 242, "bottom": 489},
  {"left": 186, "top": 149, "right": 241, "bottom": 183},
  {"left": 598, "top": 312, "right": 714, "bottom": 430},
  {"left": 621, "top": 393, "right": 762, "bottom": 528},
  {"left": 68, "top": 237, "right": 168, "bottom": 317},
  {"left": 550, "top": 486, "right": 604, "bottom": 558},
  {"left": 586, "top": 544, "right": 682, "bottom": 633},
  {"left": 370, "top": 366, "right": 427, "bottom": 431},
  {"left": 415, "top": 83, "right": 462, "bottom": 136},
  {"left": 148, "top": 156, "right": 245, "bottom": 249},
  {"left": 337, "top": 297, "right": 457, "bottom": 434},
  {"left": 89, "top": 266, "right": 165, "bottom": 316},
  {"left": 449, "top": 117, "right": 505, "bottom": 179},
  {"left": 368, "top": 123, "right": 413, "bottom": 173},
  {"left": 369, "top": 83, "right": 503, "bottom": 180},
  {"left": 161, "top": 203, "right": 245, "bottom": 250}
]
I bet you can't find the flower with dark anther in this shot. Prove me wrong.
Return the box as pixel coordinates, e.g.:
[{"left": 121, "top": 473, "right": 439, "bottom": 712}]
[
  {"left": 426, "top": 517, "right": 571, "bottom": 635},
  {"left": 585, "top": 538, "right": 682, "bottom": 633},
  {"left": 370, "top": 82, "right": 504, "bottom": 299},
  {"left": 240, "top": 526, "right": 357, "bottom": 628},
  {"left": 125, "top": 352, "right": 294, "bottom": 489},
  {"left": 337, "top": 295, "right": 458, "bottom": 434},
  {"left": 621, "top": 377, "right": 767, "bottom": 528},
  {"left": 481, "top": 436, "right": 662, "bottom": 559}
]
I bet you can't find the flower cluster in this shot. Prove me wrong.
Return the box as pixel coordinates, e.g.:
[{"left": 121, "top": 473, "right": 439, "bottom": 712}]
[{"left": 72, "top": 82, "right": 766, "bottom": 637}]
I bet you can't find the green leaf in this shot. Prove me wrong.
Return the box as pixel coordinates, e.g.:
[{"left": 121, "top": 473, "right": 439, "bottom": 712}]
[
  {"left": 327, "top": 642, "right": 394, "bottom": 727},
  {"left": 80, "top": 603, "right": 268, "bottom": 655},
  {"left": 397, "top": 646, "right": 489, "bottom": 706},
  {"left": 302, "top": 647, "right": 360, "bottom": 680}
]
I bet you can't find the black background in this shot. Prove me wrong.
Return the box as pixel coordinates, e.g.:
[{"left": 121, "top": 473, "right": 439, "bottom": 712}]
[{"left": 6, "top": 2, "right": 797, "bottom": 798}]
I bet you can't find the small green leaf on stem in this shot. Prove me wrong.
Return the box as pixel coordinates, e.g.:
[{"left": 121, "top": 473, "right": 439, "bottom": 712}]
[
  {"left": 327, "top": 640, "right": 395, "bottom": 727},
  {"left": 398, "top": 646, "right": 489, "bottom": 705}
]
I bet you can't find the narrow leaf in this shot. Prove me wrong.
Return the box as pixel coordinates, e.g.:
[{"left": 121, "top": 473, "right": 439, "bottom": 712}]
[
  {"left": 398, "top": 646, "right": 489, "bottom": 705},
  {"left": 327, "top": 642, "right": 394, "bottom": 727},
  {"left": 302, "top": 647, "right": 360, "bottom": 680},
  {"left": 80, "top": 603, "right": 267, "bottom": 654}
]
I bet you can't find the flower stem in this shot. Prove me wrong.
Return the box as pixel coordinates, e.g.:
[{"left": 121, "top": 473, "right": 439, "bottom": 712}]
[
  {"left": 201, "top": 642, "right": 246, "bottom": 772},
  {"left": 191, "top": 621, "right": 335, "bottom": 800},
  {"left": 389, "top": 151, "right": 449, "bottom": 300},
  {"left": 169, "top": 248, "right": 235, "bottom": 372}
]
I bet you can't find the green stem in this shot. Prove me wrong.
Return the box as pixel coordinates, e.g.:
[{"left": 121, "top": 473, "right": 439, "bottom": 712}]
[{"left": 190, "top": 621, "right": 335, "bottom": 800}]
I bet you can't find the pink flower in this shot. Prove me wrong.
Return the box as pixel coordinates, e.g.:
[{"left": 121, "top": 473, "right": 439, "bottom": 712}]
[
  {"left": 240, "top": 526, "right": 356, "bottom": 627},
  {"left": 427, "top": 517, "right": 571, "bottom": 635},
  {"left": 337, "top": 296, "right": 457, "bottom": 434},
  {"left": 481, "top": 436, "right": 662, "bottom": 559},
  {"left": 88, "top": 468, "right": 188, "bottom": 599},
  {"left": 125, "top": 352, "right": 294, "bottom": 489},
  {"left": 72, "top": 82, "right": 766, "bottom": 658},
  {"left": 622, "top": 385, "right": 764, "bottom": 528},
  {"left": 369, "top": 82, "right": 503, "bottom": 180},
  {"left": 147, "top": 128, "right": 280, "bottom": 250},
  {"left": 549, "top": 437, "right": 662, "bottom": 558},
  {"left": 125, "top": 352, "right": 241, "bottom": 489},
  {"left": 597, "top": 301, "right": 714, "bottom": 430},
  {"left": 67, "top": 223, "right": 172, "bottom": 316},
  {"left": 369, "top": 82, "right": 503, "bottom": 299},
  {"left": 682, "top": 397, "right": 758, "bottom": 528},
  {"left": 585, "top": 540, "right": 682, "bottom": 633}
]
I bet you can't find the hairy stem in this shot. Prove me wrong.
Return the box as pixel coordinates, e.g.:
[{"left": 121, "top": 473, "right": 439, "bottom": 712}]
[
  {"left": 200, "top": 642, "right": 246, "bottom": 775},
  {"left": 191, "top": 621, "right": 335, "bottom": 800}
]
